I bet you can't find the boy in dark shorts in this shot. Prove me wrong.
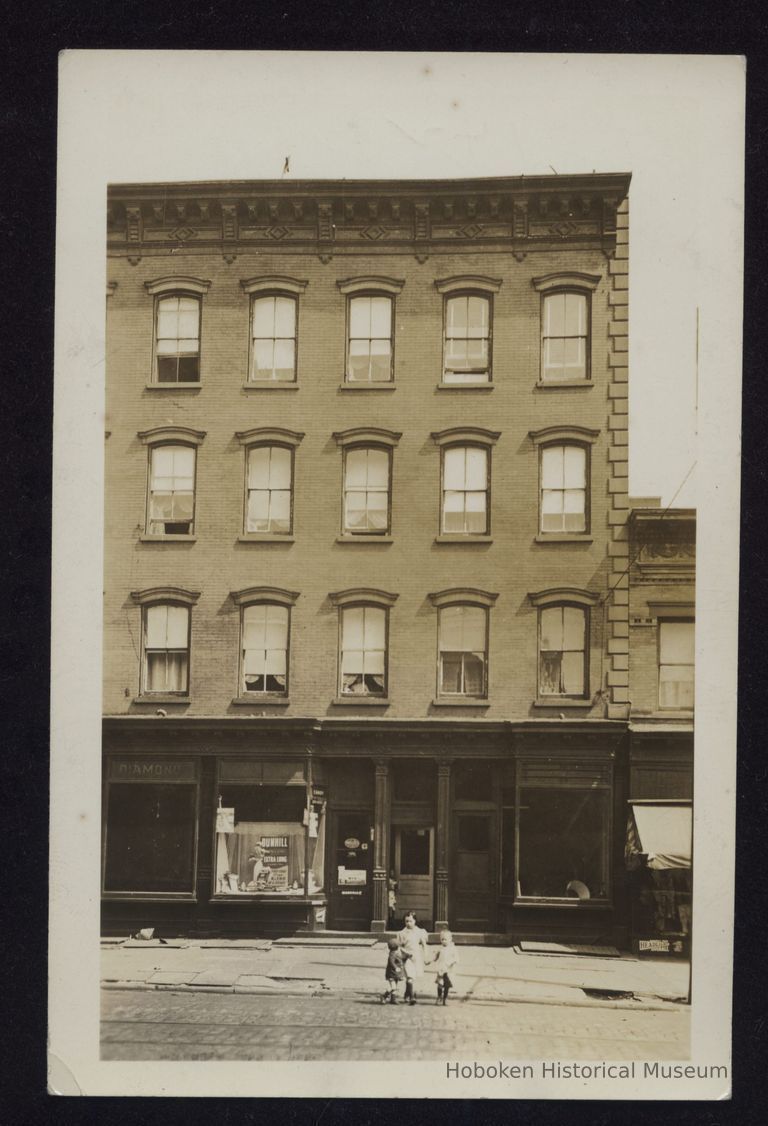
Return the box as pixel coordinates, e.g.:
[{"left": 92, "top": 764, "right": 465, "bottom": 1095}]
[{"left": 381, "top": 937, "right": 409, "bottom": 1004}]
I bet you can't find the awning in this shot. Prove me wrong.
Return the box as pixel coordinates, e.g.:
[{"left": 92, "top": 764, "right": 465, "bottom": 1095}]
[{"left": 626, "top": 803, "right": 692, "bottom": 870}]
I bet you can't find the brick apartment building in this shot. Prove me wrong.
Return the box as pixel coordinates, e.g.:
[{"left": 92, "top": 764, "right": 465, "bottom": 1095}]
[{"left": 101, "top": 172, "right": 691, "bottom": 946}]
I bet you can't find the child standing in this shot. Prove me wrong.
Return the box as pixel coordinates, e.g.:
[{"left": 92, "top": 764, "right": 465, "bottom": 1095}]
[
  {"left": 432, "top": 928, "right": 459, "bottom": 1005},
  {"left": 381, "top": 937, "right": 409, "bottom": 1004},
  {"left": 397, "top": 911, "right": 430, "bottom": 1005}
]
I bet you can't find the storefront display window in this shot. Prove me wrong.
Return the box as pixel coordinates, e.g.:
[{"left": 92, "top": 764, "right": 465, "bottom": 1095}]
[
  {"left": 214, "top": 781, "right": 326, "bottom": 897},
  {"left": 517, "top": 786, "right": 610, "bottom": 900},
  {"left": 104, "top": 782, "right": 197, "bottom": 894}
]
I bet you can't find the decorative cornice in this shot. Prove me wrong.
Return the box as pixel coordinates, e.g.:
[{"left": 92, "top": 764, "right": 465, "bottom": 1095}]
[
  {"left": 130, "top": 587, "right": 200, "bottom": 606},
  {"left": 108, "top": 174, "right": 631, "bottom": 261},
  {"left": 235, "top": 427, "right": 304, "bottom": 447},
  {"left": 428, "top": 587, "right": 499, "bottom": 609},
  {"left": 143, "top": 275, "right": 211, "bottom": 296},
  {"left": 332, "top": 427, "right": 402, "bottom": 449},
  {"left": 329, "top": 588, "right": 399, "bottom": 609},
  {"left": 528, "top": 425, "right": 599, "bottom": 446},
  {"left": 138, "top": 426, "right": 206, "bottom": 446},
  {"left": 528, "top": 587, "right": 600, "bottom": 608},
  {"left": 230, "top": 586, "right": 300, "bottom": 607},
  {"left": 431, "top": 426, "right": 500, "bottom": 447}
]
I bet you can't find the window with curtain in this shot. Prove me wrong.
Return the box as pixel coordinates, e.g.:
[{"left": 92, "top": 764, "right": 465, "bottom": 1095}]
[
  {"left": 142, "top": 603, "right": 190, "bottom": 694},
  {"left": 340, "top": 605, "right": 387, "bottom": 696},
  {"left": 541, "top": 291, "right": 588, "bottom": 380},
  {"left": 442, "top": 446, "right": 489, "bottom": 534},
  {"left": 539, "top": 604, "right": 587, "bottom": 697},
  {"left": 444, "top": 294, "right": 491, "bottom": 382},
  {"left": 246, "top": 445, "right": 292, "bottom": 534},
  {"left": 541, "top": 444, "right": 587, "bottom": 533},
  {"left": 438, "top": 604, "right": 487, "bottom": 697},
  {"left": 343, "top": 447, "right": 390, "bottom": 534},
  {"left": 241, "top": 604, "right": 289, "bottom": 695},
  {"left": 659, "top": 620, "right": 694, "bottom": 709},
  {"left": 214, "top": 785, "right": 325, "bottom": 896},
  {"left": 347, "top": 295, "right": 393, "bottom": 382},
  {"left": 155, "top": 294, "right": 201, "bottom": 383},
  {"left": 148, "top": 445, "right": 196, "bottom": 534},
  {"left": 250, "top": 294, "right": 297, "bottom": 381}
]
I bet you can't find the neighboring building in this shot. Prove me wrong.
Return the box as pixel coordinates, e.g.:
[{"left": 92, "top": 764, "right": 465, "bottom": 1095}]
[
  {"left": 102, "top": 172, "right": 638, "bottom": 943},
  {"left": 626, "top": 501, "right": 695, "bottom": 955}
]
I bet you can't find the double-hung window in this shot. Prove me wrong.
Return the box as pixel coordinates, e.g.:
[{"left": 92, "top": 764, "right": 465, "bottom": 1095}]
[
  {"left": 428, "top": 588, "right": 498, "bottom": 701},
  {"left": 236, "top": 428, "right": 304, "bottom": 538},
  {"left": 241, "top": 604, "right": 290, "bottom": 695},
  {"left": 541, "top": 444, "right": 587, "bottom": 533},
  {"left": 444, "top": 295, "right": 491, "bottom": 382},
  {"left": 333, "top": 428, "right": 401, "bottom": 539},
  {"left": 532, "top": 272, "right": 600, "bottom": 384},
  {"left": 144, "top": 277, "right": 211, "bottom": 385},
  {"left": 658, "top": 619, "right": 694, "bottom": 709},
  {"left": 130, "top": 588, "right": 200, "bottom": 697},
  {"left": 139, "top": 427, "right": 206, "bottom": 539},
  {"left": 337, "top": 277, "right": 404, "bottom": 386},
  {"left": 431, "top": 428, "right": 499, "bottom": 539},
  {"left": 529, "top": 587, "right": 599, "bottom": 703},
  {"left": 240, "top": 277, "right": 307, "bottom": 386},
  {"left": 329, "top": 588, "right": 398, "bottom": 701}
]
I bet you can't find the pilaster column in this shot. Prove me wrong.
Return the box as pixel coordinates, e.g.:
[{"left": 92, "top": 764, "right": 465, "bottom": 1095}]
[
  {"left": 435, "top": 759, "right": 452, "bottom": 930},
  {"left": 371, "top": 760, "right": 390, "bottom": 931}
]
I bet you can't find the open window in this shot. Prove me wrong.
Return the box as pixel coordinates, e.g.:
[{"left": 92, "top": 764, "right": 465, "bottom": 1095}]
[
  {"left": 230, "top": 587, "right": 299, "bottom": 699},
  {"left": 329, "top": 588, "right": 398, "bottom": 700},
  {"left": 144, "top": 276, "right": 211, "bottom": 385},
  {"left": 428, "top": 588, "right": 498, "bottom": 700}
]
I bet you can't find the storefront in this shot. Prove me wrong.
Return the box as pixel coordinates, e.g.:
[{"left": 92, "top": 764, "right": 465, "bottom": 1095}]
[
  {"left": 626, "top": 800, "right": 692, "bottom": 956},
  {"left": 101, "top": 721, "right": 632, "bottom": 944}
]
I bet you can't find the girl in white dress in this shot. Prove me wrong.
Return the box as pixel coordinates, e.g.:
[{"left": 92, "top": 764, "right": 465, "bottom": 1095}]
[{"left": 397, "top": 911, "right": 430, "bottom": 1005}]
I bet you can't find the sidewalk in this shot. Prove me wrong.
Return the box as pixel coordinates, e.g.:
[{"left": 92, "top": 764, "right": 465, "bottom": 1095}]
[{"left": 101, "top": 938, "right": 690, "bottom": 1011}]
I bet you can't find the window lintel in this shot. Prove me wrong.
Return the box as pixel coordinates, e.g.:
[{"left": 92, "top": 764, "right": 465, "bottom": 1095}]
[
  {"left": 528, "top": 587, "right": 599, "bottom": 609},
  {"left": 240, "top": 276, "right": 308, "bottom": 296},
  {"left": 230, "top": 586, "right": 299, "bottom": 608},
  {"left": 435, "top": 275, "right": 502, "bottom": 295},
  {"left": 333, "top": 427, "right": 401, "bottom": 449},
  {"left": 336, "top": 276, "right": 405, "bottom": 296},
  {"left": 329, "top": 588, "right": 398, "bottom": 609},
  {"left": 138, "top": 426, "right": 206, "bottom": 447},
  {"left": 428, "top": 587, "right": 498, "bottom": 610},
  {"left": 532, "top": 272, "right": 601, "bottom": 293},
  {"left": 131, "top": 586, "right": 200, "bottom": 607},
  {"left": 431, "top": 427, "right": 500, "bottom": 448},
  {"left": 144, "top": 276, "right": 211, "bottom": 296},
  {"left": 236, "top": 427, "right": 304, "bottom": 448},
  {"left": 529, "top": 425, "right": 599, "bottom": 447}
]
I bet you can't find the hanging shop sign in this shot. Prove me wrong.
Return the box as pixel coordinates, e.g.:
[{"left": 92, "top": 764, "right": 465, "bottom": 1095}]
[
  {"left": 344, "top": 837, "right": 361, "bottom": 849},
  {"left": 216, "top": 807, "right": 235, "bottom": 833}
]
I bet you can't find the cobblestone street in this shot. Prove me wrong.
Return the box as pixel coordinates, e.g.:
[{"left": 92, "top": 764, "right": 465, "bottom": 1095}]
[{"left": 101, "top": 987, "right": 690, "bottom": 1062}]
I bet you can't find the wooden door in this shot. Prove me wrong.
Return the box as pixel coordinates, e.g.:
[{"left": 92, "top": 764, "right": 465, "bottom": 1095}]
[
  {"left": 393, "top": 827, "right": 434, "bottom": 929},
  {"left": 451, "top": 810, "right": 496, "bottom": 931},
  {"left": 328, "top": 811, "right": 373, "bottom": 930}
]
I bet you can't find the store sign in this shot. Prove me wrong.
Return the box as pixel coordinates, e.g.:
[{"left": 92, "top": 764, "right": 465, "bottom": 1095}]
[
  {"left": 637, "top": 938, "right": 685, "bottom": 955},
  {"left": 261, "top": 836, "right": 290, "bottom": 891},
  {"left": 338, "top": 867, "right": 367, "bottom": 886},
  {"left": 344, "top": 837, "right": 360, "bottom": 849},
  {"left": 109, "top": 759, "right": 196, "bottom": 782}
]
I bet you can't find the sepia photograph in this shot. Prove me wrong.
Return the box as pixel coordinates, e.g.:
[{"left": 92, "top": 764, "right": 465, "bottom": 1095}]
[{"left": 49, "top": 51, "right": 742, "bottom": 1098}]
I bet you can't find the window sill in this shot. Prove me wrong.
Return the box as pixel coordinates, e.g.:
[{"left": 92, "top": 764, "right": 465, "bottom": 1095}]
[
  {"left": 533, "top": 698, "right": 593, "bottom": 709},
  {"left": 211, "top": 893, "right": 326, "bottom": 903},
  {"left": 139, "top": 533, "right": 197, "bottom": 543},
  {"left": 436, "top": 381, "right": 494, "bottom": 391},
  {"left": 431, "top": 697, "right": 489, "bottom": 708},
  {"left": 535, "top": 380, "right": 593, "bottom": 389},
  {"left": 230, "top": 696, "right": 291, "bottom": 707},
  {"left": 434, "top": 534, "right": 492, "bottom": 545},
  {"left": 236, "top": 534, "right": 295, "bottom": 543},
  {"left": 331, "top": 696, "right": 390, "bottom": 707},
  {"left": 534, "top": 533, "right": 593, "bottom": 544},
  {"left": 133, "top": 694, "right": 191, "bottom": 704},
  {"left": 145, "top": 382, "right": 202, "bottom": 391},
  {"left": 512, "top": 897, "right": 611, "bottom": 909},
  {"left": 338, "top": 382, "right": 396, "bottom": 392},
  {"left": 242, "top": 381, "right": 299, "bottom": 391},
  {"left": 336, "top": 534, "right": 393, "bottom": 544}
]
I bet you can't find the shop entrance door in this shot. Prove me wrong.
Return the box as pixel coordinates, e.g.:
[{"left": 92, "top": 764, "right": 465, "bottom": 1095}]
[
  {"left": 451, "top": 811, "right": 496, "bottom": 932},
  {"left": 391, "top": 826, "right": 434, "bottom": 929},
  {"left": 329, "top": 811, "right": 373, "bottom": 930}
]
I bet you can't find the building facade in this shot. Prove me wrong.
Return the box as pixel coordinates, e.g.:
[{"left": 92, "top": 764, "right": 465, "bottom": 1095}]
[{"left": 102, "top": 173, "right": 640, "bottom": 943}]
